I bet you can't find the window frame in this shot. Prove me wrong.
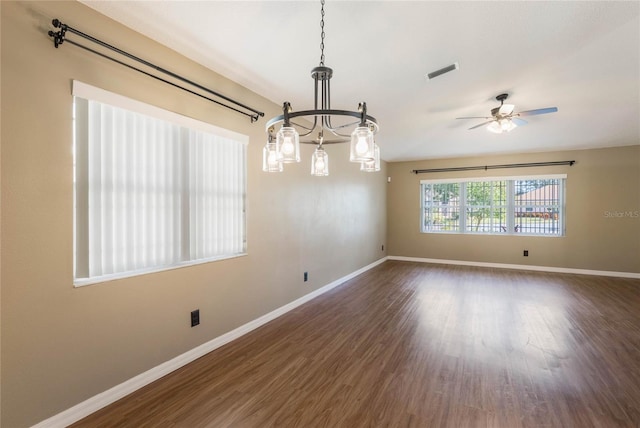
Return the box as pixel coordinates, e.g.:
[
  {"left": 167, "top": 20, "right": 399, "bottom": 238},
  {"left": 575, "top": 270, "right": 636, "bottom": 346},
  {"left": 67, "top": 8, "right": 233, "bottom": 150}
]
[
  {"left": 73, "top": 81, "right": 249, "bottom": 287},
  {"left": 420, "top": 174, "right": 566, "bottom": 237}
]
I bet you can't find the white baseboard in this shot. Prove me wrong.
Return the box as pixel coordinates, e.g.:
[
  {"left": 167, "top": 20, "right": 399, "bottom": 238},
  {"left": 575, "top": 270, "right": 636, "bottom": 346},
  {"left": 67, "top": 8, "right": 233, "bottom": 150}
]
[
  {"left": 388, "top": 256, "right": 640, "bottom": 279},
  {"left": 32, "top": 257, "right": 388, "bottom": 428}
]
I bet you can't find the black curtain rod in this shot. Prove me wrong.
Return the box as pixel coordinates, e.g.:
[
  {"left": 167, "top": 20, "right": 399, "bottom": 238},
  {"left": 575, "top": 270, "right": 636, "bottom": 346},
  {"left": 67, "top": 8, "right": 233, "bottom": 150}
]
[
  {"left": 48, "top": 19, "right": 265, "bottom": 123},
  {"left": 411, "top": 160, "right": 575, "bottom": 174}
]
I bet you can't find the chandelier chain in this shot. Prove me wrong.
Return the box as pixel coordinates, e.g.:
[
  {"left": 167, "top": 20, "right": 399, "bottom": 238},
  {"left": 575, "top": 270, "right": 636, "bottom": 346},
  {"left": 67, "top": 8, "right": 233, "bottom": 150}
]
[{"left": 319, "top": 0, "right": 325, "bottom": 66}]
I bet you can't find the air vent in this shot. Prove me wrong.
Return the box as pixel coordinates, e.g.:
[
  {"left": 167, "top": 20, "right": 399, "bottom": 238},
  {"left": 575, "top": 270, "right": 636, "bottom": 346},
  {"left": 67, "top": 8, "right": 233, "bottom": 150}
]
[{"left": 426, "top": 62, "right": 459, "bottom": 80}]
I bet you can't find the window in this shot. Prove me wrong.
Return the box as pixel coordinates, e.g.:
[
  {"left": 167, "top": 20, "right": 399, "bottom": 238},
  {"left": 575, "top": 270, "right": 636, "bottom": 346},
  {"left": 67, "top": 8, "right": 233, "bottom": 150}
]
[
  {"left": 73, "top": 81, "right": 248, "bottom": 286},
  {"left": 421, "top": 175, "right": 565, "bottom": 236},
  {"left": 423, "top": 182, "right": 461, "bottom": 232}
]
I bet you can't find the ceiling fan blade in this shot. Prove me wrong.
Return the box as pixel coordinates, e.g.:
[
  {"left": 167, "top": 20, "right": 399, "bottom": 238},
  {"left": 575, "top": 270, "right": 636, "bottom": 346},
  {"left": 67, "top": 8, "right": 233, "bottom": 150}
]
[
  {"left": 468, "top": 120, "right": 495, "bottom": 130},
  {"left": 456, "top": 116, "right": 492, "bottom": 120},
  {"left": 499, "top": 104, "right": 514, "bottom": 115},
  {"left": 512, "top": 117, "right": 528, "bottom": 126},
  {"left": 517, "top": 107, "right": 558, "bottom": 117}
]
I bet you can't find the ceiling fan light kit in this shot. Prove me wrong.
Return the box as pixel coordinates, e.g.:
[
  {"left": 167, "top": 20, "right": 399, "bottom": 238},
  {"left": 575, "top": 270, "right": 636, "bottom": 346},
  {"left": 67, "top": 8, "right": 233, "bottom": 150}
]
[
  {"left": 457, "top": 93, "right": 558, "bottom": 134},
  {"left": 262, "top": 0, "right": 380, "bottom": 176},
  {"left": 487, "top": 119, "right": 517, "bottom": 134}
]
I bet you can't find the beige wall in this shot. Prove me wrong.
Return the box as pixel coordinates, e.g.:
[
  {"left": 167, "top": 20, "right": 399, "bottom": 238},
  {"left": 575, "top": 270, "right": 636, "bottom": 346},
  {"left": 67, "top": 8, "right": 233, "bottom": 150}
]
[
  {"left": 2, "top": 1, "right": 638, "bottom": 426},
  {"left": 388, "top": 146, "right": 640, "bottom": 274},
  {"left": 0, "top": 2, "right": 387, "bottom": 426}
]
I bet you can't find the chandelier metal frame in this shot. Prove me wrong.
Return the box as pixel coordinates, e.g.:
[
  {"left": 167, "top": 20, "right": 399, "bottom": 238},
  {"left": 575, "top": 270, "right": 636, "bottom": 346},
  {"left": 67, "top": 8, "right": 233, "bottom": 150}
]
[
  {"left": 265, "top": 65, "right": 379, "bottom": 144},
  {"left": 263, "top": 0, "right": 380, "bottom": 175}
]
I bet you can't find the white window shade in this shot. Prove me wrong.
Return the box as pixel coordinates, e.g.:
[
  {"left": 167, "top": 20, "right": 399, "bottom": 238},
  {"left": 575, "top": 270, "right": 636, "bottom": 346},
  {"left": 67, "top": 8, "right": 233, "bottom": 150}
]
[{"left": 74, "top": 82, "right": 247, "bottom": 286}]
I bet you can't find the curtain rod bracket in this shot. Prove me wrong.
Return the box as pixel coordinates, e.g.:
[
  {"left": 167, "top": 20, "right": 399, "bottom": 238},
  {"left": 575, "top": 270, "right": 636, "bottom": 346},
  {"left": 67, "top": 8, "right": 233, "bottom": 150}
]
[{"left": 48, "top": 19, "right": 67, "bottom": 48}]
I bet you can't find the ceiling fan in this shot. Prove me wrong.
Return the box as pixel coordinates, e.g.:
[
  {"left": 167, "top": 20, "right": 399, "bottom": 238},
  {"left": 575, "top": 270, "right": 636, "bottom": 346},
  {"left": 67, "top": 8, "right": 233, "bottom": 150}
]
[{"left": 457, "top": 93, "right": 558, "bottom": 133}]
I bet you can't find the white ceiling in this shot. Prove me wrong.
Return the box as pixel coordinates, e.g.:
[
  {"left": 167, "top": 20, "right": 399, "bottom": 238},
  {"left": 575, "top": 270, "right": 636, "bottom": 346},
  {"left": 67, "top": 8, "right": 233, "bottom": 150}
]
[{"left": 81, "top": 1, "right": 639, "bottom": 162}]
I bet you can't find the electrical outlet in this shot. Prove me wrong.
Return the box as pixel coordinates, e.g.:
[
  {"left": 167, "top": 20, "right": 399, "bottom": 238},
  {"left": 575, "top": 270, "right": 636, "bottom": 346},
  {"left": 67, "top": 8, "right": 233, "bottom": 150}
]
[
  {"left": 523, "top": 250, "right": 529, "bottom": 257},
  {"left": 304, "top": 272, "right": 308, "bottom": 282},
  {"left": 191, "top": 309, "right": 200, "bottom": 327}
]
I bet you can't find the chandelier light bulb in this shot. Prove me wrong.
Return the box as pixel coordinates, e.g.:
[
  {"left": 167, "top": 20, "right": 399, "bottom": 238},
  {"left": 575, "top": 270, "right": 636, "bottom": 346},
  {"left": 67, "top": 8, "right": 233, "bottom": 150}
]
[
  {"left": 262, "top": 140, "right": 283, "bottom": 172},
  {"left": 282, "top": 137, "right": 294, "bottom": 154},
  {"left": 311, "top": 146, "right": 329, "bottom": 176},
  {"left": 277, "top": 126, "right": 300, "bottom": 163},
  {"left": 356, "top": 137, "right": 369, "bottom": 155},
  {"left": 350, "top": 126, "right": 375, "bottom": 162},
  {"left": 268, "top": 151, "right": 278, "bottom": 164}
]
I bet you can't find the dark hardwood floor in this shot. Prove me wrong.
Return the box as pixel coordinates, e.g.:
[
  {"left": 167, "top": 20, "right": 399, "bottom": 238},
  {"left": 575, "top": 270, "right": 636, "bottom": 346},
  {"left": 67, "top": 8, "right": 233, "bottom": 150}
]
[{"left": 72, "top": 261, "right": 640, "bottom": 427}]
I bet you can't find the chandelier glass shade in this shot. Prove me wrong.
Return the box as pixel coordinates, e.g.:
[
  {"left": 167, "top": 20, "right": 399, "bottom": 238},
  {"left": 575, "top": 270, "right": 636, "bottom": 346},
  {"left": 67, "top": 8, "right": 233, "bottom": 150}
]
[
  {"left": 262, "top": 0, "right": 380, "bottom": 176},
  {"left": 311, "top": 146, "right": 329, "bottom": 176},
  {"left": 262, "top": 136, "right": 283, "bottom": 172},
  {"left": 349, "top": 126, "right": 376, "bottom": 162},
  {"left": 360, "top": 144, "right": 381, "bottom": 172},
  {"left": 276, "top": 126, "right": 300, "bottom": 163}
]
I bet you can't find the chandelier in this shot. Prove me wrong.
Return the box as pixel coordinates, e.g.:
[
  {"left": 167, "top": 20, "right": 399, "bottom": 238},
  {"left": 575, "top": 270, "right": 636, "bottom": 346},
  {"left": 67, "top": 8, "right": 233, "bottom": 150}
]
[{"left": 262, "top": 0, "right": 380, "bottom": 176}]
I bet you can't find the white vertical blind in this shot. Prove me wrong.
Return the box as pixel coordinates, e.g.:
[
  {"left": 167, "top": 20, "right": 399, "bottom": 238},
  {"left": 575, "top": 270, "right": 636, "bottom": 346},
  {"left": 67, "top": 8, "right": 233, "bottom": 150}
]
[
  {"left": 74, "top": 82, "right": 247, "bottom": 286},
  {"left": 188, "top": 129, "right": 246, "bottom": 260}
]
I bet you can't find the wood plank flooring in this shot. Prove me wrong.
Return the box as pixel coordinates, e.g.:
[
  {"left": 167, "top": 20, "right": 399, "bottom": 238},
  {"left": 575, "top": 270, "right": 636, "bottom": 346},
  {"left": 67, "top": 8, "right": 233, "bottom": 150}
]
[{"left": 71, "top": 261, "right": 640, "bottom": 427}]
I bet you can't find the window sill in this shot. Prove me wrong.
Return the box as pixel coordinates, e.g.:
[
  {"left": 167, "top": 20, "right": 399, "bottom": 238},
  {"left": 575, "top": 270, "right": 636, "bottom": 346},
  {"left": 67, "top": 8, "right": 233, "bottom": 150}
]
[
  {"left": 421, "top": 231, "right": 564, "bottom": 237},
  {"left": 74, "top": 253, "right": 248, "bottom": 288}
]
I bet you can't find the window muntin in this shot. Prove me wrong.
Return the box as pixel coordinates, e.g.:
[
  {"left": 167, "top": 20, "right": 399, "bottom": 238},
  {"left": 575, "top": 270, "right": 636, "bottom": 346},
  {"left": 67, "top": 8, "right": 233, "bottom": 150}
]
[
  {"left": 421, "top": 176, "right": 565, "bottom": 236},
  {"left": 73, "top": 82, "right": 247, "bottom": 286}
]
